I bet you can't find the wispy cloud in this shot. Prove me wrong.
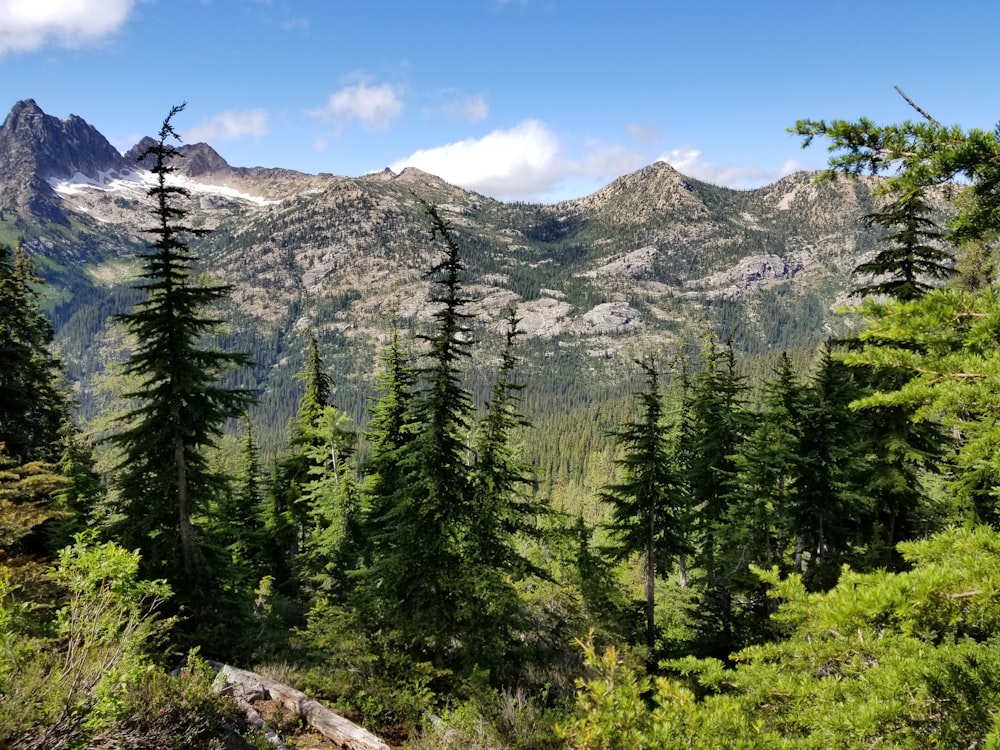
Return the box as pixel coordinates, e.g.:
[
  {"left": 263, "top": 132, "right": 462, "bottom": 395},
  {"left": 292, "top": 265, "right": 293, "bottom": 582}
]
[
  {"left": 626, "top": 123, "right": 663, "bottom": 145},
  {"left": 187, "top": 109, "right": 269, "bottom": 143},
  {"left": 660, "top": 145, "right": 805, "bottom": 188},
  {"left": 442, "top": 94, "right": 489, "bottom": 123},
  {"left": 0, "top": 0, "right": 134, "bottom": 55},
  {"left": 311, "top": 82, "right": 403, "bottom": 133}
]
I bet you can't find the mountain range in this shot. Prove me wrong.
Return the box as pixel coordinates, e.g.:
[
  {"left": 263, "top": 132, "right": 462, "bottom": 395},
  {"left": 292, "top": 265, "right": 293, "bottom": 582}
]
[{"left": 0, "top": 99, "right": 888, "bottom": 438}]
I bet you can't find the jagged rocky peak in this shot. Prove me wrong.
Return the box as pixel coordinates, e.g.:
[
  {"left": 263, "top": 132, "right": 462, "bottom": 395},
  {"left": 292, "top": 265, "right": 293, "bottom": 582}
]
[
  {"left": 174, "top": 142, "right": 231, "bottom": 177},
  {"left": 0, "top": 99, "right": 128, "bottom": 181},
  {"left": 123, "top": 138, "right": 231, "bottom": 178}
]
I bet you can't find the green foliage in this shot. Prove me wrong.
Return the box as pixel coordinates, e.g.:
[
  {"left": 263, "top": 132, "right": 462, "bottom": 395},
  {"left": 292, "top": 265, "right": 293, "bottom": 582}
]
[
  {"left": 791, "top": 111, "right": 1000, "bottom": 246},
  {"left": 356, "top": 204, "right": 542, "bottom": 681},
  {"left": 853, "top": 189, "right": 953, "bottom": 300},
  {"left": 564, "top": 526, "right": 1000, "bottom": 749},
  {"left": 844, "top": 288, "right": 1000, "bottom": 523},
  {"left": 0, "top": 243, "right": 69, "bottom": 463},
  {"left": 0, "top": 534, "right": 174, "bottom": 747},
  {"left": 601, "top": 355, "right": 690, "bottom": 654},
  {"left": 106, "top": 105, "right": 253, "bottom": 596}
]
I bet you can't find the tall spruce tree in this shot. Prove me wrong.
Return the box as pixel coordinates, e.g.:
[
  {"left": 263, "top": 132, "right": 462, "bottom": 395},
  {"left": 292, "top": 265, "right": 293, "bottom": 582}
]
[
  {"left": 464, "top": 309, "right": 540, "bottom": 671},
  {"left": 726, "top": 352, "right": 806, "bottom": 578},
  {"left": 678, "top": 336, "right": 749, "bottom": 655},
  {"left": 853, "top": 189, "right": 953, "bottom": 300},
  {"left": 792, "top": 346, "right": 871, "bottom": 588},
  {"left": 265, "top": 333, "right": 336, "bottom": 598},
  {"left": 361, "top": 321, "right": 417, "bottom": 525},
  {"left": 299, "top": 404, "right": 359, "bottom": 600},
  {"left": 107, "top": 105, "right": 252, "bottom": 591},
  {"left": 601, "top": 355, "right": 689, "bottom": 654},
  {"left": 0, "top": 244, "right": 68, "bottom": 463},
  {"left": 357, "top": 203, "right": 477, "bottom": 669}
]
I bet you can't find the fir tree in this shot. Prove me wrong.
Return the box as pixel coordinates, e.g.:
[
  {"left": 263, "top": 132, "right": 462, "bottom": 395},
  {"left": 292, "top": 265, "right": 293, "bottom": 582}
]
[
  {"left": 266, "top": 333, "right": 336, "bottom": 597},
  {"left": 300, "top": 404, "right": 359, "bottom": 600},
  {"left": 0, "top": 244, "right": 68, "bottom": 463},
  {"left": 358, "top": 203, "right": 477, "bottom": 668},
  {"left": 726, "top": 352, "right": 805, "bottom": 577},
  {"left": 678, "top": 336, "right": 749, "bottom": 655},
  {"left": 793, "top": 345, "right": 871, "bottom": 588},
  {"left": 107, "top": 105, "right": 253, "bottom": 592},
  {"left": 853, "top": 189, "right": 953, "bottom": 300},
  {"left": 601, "top": 354, "right": 689, "bottom": 654},
  {"left": 362, "top": 321, "right": 417, "bottom": 514}
]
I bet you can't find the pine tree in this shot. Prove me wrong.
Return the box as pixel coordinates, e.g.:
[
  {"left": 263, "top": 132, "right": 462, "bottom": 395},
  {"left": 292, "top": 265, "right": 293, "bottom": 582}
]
[
  {"left": 853, "top": 189, "right": 953, "bottom": 300},
  {"left": 358, "top": 203, "right": 477, "bottom": 668},
  {"left": 681, "top": 336, "right": 748, "bottom": 578},
  {"left": 464, "top": 309, "right": 541, "bottom": 670},
  {"left": 361, "top": 321, "right": 417, "bottom": 522},
  {"left": 793, "top": 345, "right": 871, "bottom": 588},
  {"left": 0, "top": 244, "right": 68, "bottom": 463},
  {"left": 300, "top": 404, "right": 359, "bottom": 600},
  {"left": 601, "top": 354, "right": 689, "bottom": 654},
  {"left": 265, "top": 333, "right": 336, "bottom": 597},
  {"left": 107, "top": 105, "right": 253, "bottom": 591},
  {"left": 678, "top": 336, "right": 749, "bottom": 655},
  {"left": 726, "top": 352, "right": 806, "bottom": 577}
]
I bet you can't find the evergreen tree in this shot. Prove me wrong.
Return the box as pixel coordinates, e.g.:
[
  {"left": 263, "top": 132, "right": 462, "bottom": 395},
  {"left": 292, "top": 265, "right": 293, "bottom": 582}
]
[
  {"left": 299, "top": 404, "right": 359, "bottom": 600},
  {"left": 211, "top": 418, "right": 266, "bottom": 578},
  {"left": 681, "top": 336, "right": 748, "bottom": 579},
  {"left": 853, "top": 189, "right": 953, "bottom": 300},
  {"left": 678, "top": 336, "right": 749, "bottom": 654},
  {"left": 107, "top": 105, "right": 253, "bottom": 592},
  {"left": 357, "top": 203, "right": 477, "bottom": 669},
  {"left": 0, "top": 443, "right": 67, "bottom": 564},
  {"left": 601, "top": 355, "right": 689, "bottom": 654},
  {"left": 48, "top": 425, "right": 104, "bottom": 550},
  {"left": 792, "top": 345, "right": 871, "bottom": 588},
  {"left": 464, "top": 309, "right": 541, "bottom": 670},
  {"left": 0, "top": 244, "right": 68, "bottom": 463},
  {"left": 361, "top": 321, "right": 417, "bottom": 514},
  {"left": 726, "top": 353, "right": 805, "bottom": 579}
]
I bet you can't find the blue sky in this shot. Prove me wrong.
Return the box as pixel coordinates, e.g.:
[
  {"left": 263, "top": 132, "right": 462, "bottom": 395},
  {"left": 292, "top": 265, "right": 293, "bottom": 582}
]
[{"left": 2, "top": 0, "right": 998, "bottom": 203}]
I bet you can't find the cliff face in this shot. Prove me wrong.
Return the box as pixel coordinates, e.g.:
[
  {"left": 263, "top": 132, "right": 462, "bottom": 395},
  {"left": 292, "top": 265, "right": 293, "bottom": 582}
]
[{"left": 0, "top": 99, "right": 131, "bottom": 224}]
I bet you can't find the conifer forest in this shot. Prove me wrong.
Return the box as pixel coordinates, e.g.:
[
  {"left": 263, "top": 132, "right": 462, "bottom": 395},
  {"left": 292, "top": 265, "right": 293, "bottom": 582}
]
[{"left": 8, "top": 100, "right": 1000, "bottom": 748}]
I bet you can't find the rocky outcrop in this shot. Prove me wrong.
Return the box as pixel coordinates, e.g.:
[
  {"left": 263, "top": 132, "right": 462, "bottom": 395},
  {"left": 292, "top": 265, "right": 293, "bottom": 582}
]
[{"left": 0, "top": 99, "right": 130, "bottom": 223}]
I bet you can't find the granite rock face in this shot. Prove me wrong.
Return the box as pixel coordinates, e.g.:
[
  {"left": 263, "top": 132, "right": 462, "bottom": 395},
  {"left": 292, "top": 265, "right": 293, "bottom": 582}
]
[{"left": 0, "top": 99, "right": 132, "bottom": 224}]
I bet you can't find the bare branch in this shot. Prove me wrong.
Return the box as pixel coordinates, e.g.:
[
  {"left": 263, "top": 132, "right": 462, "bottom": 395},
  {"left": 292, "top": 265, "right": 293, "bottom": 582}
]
[{"left": 894, "top": 86, "right": 941, "bottom": 128}]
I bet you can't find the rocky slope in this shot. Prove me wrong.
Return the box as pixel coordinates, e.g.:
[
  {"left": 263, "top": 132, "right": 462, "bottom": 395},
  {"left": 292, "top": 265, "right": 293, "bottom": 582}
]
[{"left": 0, "top": 99, "right": 889, "bottom": 428}]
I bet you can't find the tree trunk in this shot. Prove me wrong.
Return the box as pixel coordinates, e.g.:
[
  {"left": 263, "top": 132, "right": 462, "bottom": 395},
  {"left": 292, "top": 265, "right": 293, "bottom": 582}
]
[
  {"left": 175, "top": 437, "right": 194, "bottom": 577},
  {"left": 213, "top": 663, "right": 391, "bottom": 750}
]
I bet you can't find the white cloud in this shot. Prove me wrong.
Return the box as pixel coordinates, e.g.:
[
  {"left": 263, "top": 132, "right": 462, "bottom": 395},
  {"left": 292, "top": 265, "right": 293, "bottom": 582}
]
[
  {"left": 388, "top": 122, "right": 803, "bottom": 203},
  {"left": 442, "top": 94, "right": 489, "bottom": 123},
  {"left": 311, "top": 82, "right": 403, "bottom": 132},
  {"left": 187, "top": 109, "right": 269, "bottom": 143},
  {"left": 0, "top": 0, "right": 134, "bottom": 54},
  {"left": 390, "top": 120, "right": 647, "bottom": 202},
  {"left": 661, "top": 145, "right": 806, "bottom": 188}
]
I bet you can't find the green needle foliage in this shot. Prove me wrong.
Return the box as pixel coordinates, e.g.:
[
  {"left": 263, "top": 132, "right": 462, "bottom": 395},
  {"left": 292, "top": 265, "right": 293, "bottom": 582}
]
[
  {"left": 602, "top": 355, "right": 690, "bottom": 655},
  {"left": 0, "top": 244, "right": 68, "bottom": 464},
  {"left": 107, "top": 104, "right": 253, "bottom": 597},
  {"left": 853, "top": 189, "right": 953, "bottom": 300}
]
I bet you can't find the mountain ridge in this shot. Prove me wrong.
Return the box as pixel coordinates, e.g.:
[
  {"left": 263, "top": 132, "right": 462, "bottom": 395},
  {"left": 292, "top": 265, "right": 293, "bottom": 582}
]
[{"left": 0, "top": 99, "right": 890, "bottom": 432}]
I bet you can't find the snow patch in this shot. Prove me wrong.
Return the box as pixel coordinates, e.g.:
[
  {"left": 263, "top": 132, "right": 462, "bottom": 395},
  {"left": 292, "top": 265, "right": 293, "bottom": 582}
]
[{"left": 48, "top": 169, "right": 276, "bottom": 206}]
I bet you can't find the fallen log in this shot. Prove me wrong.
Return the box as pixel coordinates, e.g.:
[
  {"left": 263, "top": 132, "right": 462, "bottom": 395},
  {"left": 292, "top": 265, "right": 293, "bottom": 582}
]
[{"left": 213, "top": 662, "right": 391, "bottom": 750}]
